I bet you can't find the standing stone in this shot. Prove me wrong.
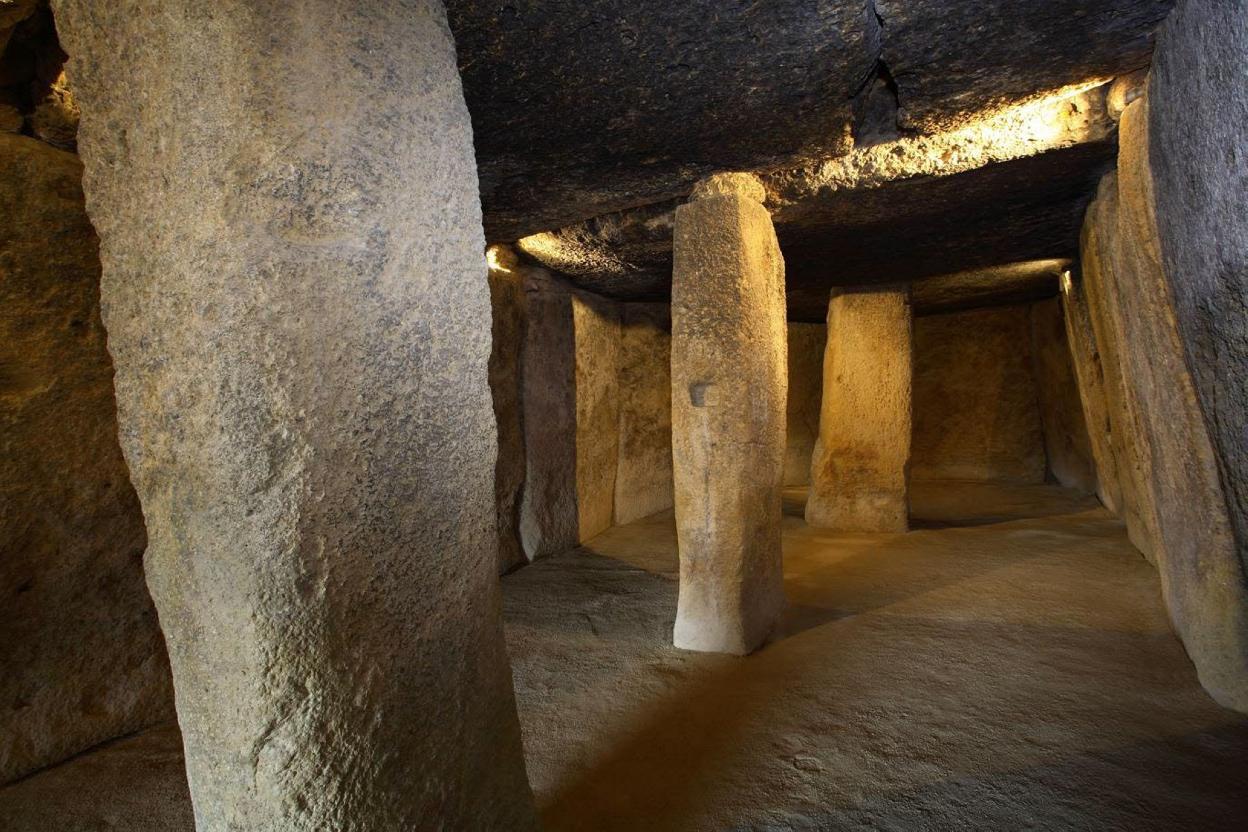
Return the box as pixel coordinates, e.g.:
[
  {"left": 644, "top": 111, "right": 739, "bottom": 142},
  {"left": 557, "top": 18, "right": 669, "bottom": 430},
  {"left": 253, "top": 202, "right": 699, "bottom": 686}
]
[
  {"left": 808, "top": 287, "right": 913, "bottom": 532},
  {"left": 0, "top": 132, "right": 173, "bottom": 784},
  {"left": 670, "top": 172, "right": 787, "bottom": 655},
  {"left": 1061, "top": 267, "right": 1124, "bottom": 513},
  {"left": 488, "top": 248, "right": 528, "bottom": 575},
  {"left": 1149, "top": 0, "right": 1248, "bottom": 711},
  {"left": 615, "top": 303, "right": 675, "bottom": 525},
  {"left": 573, "top": 292, "right": 622, "bottom": 541},
  {"left": 1030, "top": 297, "right": 1098, "bottom": 493},
  {"left": 784, "top": 323, "right": 826, "bottom": 487},
  {"left": 52, "top": 1, "right": 538, "bottom": 828}
]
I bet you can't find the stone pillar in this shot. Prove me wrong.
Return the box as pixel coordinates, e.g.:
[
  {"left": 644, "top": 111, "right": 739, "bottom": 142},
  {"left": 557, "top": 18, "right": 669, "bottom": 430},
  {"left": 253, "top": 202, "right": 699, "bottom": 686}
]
[
  {"left": 670, "top": 173, "right": 787, "bottom": 655},
  {"left": 52, "top": 1, "right": 538, "bottom": 828},
  {"left": 807, "top": 287, "right": 913, "bottom": 532}
]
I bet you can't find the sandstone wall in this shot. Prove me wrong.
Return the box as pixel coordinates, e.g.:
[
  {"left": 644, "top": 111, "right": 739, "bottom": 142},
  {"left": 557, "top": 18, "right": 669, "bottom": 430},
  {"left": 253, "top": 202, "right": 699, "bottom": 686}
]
[
  {"left": 615, "top": 303, "right": 674, "bottom": 525},
  {"left": 573, "top": 293, "right": 622, "bottom": 542},
  {"left": 1075, "top": 94, "right": 1248, "bottom": 712},
  {"left": 1147, "top": 0, "right": 1248, "bottom": 711},
  {"left": 784, "top": 323, "right": 826, "bottom": 486},
  {"left": 1030, "top": 297, "right": 1097, "bottom": 493},
  {"left": 0, "top": 131, "right": 172, "bottom": 784},
  {"left": 488, "top": 267, "right": 528, "bottom": 574},
  {"left": 912, "top": 305, "right": 1047, "bottom": 483}
]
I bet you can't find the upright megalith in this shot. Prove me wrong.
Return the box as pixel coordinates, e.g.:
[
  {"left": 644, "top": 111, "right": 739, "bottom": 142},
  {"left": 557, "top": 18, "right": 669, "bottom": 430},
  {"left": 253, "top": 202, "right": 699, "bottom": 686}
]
[
  {"left": 807, "top": 287, "right": 913, "bottom": 532},
  {"left": 670, "top": 172, "right": 787, "bottom": 655},
  {"left": 52, "top": 0, "right": 538, "bottom": 828}
]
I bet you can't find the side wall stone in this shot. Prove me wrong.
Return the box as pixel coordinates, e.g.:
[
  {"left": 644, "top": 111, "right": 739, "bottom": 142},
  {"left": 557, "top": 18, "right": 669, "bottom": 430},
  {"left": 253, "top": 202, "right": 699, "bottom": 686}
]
[
  {"left": 488, "top": 266, "right": 528, "bottom": 574},
  {"left": 573, "top": 292, "right": 621, "bottom": 542},
  {"left": 615, "top": 303, "right": 674, "bottom": 525},
  {"left": 1030, "top": 297, "right": 1098, "bottom": 493},
  {"left": 53, "top": 0, "right": 539, "bottom": 826},
  {"left": 1078, "top": 95, "right": 1248, "bottom": 712},
  {"left": 912, "top": 305, "right": 1047, "bottom": 483},
  {"left": 785, "top": 323, "right": 826, "bottom": 487},
  {"left": 0, "top": 132, "right": 173, "bottom": 784}
]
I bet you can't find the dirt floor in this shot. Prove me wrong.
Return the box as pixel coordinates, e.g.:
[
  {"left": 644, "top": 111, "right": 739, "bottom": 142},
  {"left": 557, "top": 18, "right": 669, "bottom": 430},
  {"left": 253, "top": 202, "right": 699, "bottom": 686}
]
[{"left": 4, "top": 481, "right": 1247, "bottom": 830}]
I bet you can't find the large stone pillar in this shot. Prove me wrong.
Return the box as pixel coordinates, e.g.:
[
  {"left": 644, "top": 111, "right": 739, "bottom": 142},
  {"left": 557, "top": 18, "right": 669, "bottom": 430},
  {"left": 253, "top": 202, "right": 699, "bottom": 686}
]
[
  {"left": 52, "top": 1, "right": 538, "bottom": 828},
  {"left": 670, "top": 173, "right": 787, "bottom": 655},
  {"left": 807, "top": 287, "right": 913, "bottom": 532}
]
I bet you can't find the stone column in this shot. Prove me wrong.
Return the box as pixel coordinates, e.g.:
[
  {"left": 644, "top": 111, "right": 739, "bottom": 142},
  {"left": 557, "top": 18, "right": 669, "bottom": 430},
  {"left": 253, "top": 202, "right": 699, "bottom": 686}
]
[
  {"left": 52, "top": 1, "right": 538, "bottom": 829},
  {"left": 807, "top": 286, "right": 913, "bottom": 532},
  {"left": 670, "top": 173, "right": 787, "bottom": 655}
]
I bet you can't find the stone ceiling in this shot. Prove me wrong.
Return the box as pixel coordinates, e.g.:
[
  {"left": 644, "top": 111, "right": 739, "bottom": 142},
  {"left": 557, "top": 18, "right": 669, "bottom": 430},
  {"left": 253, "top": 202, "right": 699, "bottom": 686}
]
[{"left": 446, "top": 1, "right": 1173, "bottom": 315}]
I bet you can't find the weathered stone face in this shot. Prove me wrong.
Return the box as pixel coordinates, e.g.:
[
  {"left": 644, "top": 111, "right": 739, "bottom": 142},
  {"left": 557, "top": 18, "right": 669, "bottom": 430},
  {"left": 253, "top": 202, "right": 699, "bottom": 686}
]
[
  {"left": 52, "top": 0, "right": 537, "bottom": 827},
  {"left": 913, "top": 305, "right": 1047, "bottom": 484},
  {"left": 670, "top": 178, "right": 787, "bottom": 655},
  {"left": 1148, "top": 0, "right": 1248, "bottom": 622},
  {"left": 1030, "top": 297, "right": 1098, "bottom": 493},
  {"left": 807, "top": 287, "right": 913, "bottom": 532},
  {"left": 1077, "top": 95, "right": 1248, "bottom": 713},
  {"left": 875, "top": 0, "right": 1173, "bottom": 132},
  {"left": 615, "top": 303, "right": 674, "bottom": 525},
  {"left": 0, "top": 131, "right": 172, "bottom": 784},
  {"left": 574, "top": 293, "right": 622, "bottom": 542},
  {"left": 784, "top": 323, "right": 826, "bottom": 487},
  {"left": 489, "top": 263, "right": 528, "bottom": 574}
]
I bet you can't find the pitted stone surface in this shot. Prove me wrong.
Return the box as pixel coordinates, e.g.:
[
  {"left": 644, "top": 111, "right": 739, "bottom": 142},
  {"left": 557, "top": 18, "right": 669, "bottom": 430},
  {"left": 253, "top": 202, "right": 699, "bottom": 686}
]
[
  {"left": 670, "top": 190, "right": 787, "bottom": 655},
  {"left": 52, "top": 0, "right": 537, "bottom": 827}
]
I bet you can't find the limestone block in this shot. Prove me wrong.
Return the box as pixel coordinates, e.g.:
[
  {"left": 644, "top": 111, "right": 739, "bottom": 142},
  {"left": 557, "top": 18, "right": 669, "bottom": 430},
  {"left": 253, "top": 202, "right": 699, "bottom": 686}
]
[
  {"left": 1030, "top": 297, "right": 1097, "bottom": 493},
  {"left": 912, "top": 305, "right": 1046, "bottom": 484},
  {"left": 0, "top": 132, "right": 173, "bottom": 784},
  {"left": 670, "top": 178, "right": 787, "bottom": 655},
  {"left": 806, "top": 287, "right": 912, "bottom": 532},
  {"left": 489, "top": 263, "right": 527, "bottom": 574},
  {"left": 1079, "top": 95, "right": 1248, "bottom": 712},
  {"left": 783, "top": 323, "right": 825, "bottom": 487},
  {"left": 1061, "top": 268, "right": 1124, "bottom": 513},
  {"left": 615, "top": 303, "right": 674, "bottom": 525},
  {"left": 52, "top": 0, "right": 538, "bottom": 826},
  {"left": 574, "top": 292, "right": 621, "bottom": 542},
  {"left": 1148, "top": 0, "right": 1248, "bottom": 710}
]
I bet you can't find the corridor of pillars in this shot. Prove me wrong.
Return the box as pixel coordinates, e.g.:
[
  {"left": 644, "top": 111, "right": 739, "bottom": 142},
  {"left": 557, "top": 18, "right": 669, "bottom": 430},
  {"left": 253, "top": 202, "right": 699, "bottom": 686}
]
[{"left": 2, "top": 1, "right": 1248, "bottom": 830}]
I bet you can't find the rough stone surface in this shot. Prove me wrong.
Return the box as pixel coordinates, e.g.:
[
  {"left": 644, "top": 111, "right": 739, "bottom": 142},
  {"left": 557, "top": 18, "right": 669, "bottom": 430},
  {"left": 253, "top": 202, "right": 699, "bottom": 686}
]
[
  {"left": 1079, "top": 98, "right": 1248, "bottom": 712},
  {"left": 911, "top": 259, "right": 1066, "bottom": 316},
  {"left": 519, "top": 267, "right": 580, "bottom": 561},
  {"left": 784, "top": 323, "right": 825, "bottom": 487},
  {"left": 615, "top": 303, "right": 674, "bottom": 525},
  {"left": 1149, "top": 0, "right": 1248, "bottom": 641},
  {"left": 807, "top": 287, "right": 912, "bottom": 532},
  {"left": 913, "top": 305, "right": 1047, "bottom": 483},
  {"left": 28, "top": 67, "right": 76, "bottom": 150},
  {"left": 489, "top": 261, "right": 528, "bottom": 574},
  {"left": 0, "top": 131, "right": 173, "bottom": 784},
  {"left": 519, "top": 88, "right": 1117, "bottom": 319},
  {"left": 875, "top": 0, "right": 1173, "bottom": 132},
  {"left": 573, "top": 292, "right": 621, "bottom": 542},
  {"left": 1080, "top": 174, "right": 1162, "bottom": 561},
  {"left": 446, "top": 0, "right": 879, "bottom": 240},
  {"left": 53, "top": 1, "right": 537, "bottom": 827},
  {"left": 1030, "top": 297, "right": 1098, "bottom": 493},
  {"left": 1061, "top": 267, "right": 1124, "bottom": 513},
  {"left": 670, "top": 185, "right": 787, "bottom": 655}
]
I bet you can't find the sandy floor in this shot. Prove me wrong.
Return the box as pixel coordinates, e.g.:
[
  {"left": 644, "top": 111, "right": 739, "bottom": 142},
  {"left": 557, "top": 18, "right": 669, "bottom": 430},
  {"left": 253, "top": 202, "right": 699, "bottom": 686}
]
[{"left": 4, "top": 481, "right": 1247, "bottom": 830}]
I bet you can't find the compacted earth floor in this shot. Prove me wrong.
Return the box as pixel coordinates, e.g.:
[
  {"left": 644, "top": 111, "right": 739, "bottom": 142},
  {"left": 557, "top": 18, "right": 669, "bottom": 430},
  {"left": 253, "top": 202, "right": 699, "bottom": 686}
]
[{"left": 3, "top": 481, "right": 1247, "bottom": 831}]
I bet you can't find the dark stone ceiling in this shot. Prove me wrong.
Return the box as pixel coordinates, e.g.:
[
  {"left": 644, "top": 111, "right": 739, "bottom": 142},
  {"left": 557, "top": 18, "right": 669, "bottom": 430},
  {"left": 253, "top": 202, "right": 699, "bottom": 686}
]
[{"left": 446, "top": 1, "right": 1174, "bottom": 313}]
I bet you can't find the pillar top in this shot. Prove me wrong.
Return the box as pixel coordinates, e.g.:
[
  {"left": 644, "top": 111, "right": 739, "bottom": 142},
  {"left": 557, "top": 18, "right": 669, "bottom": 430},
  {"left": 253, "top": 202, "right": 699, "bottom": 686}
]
[{"left": 689, "top": 172, "right": 767, "bottom": 205}]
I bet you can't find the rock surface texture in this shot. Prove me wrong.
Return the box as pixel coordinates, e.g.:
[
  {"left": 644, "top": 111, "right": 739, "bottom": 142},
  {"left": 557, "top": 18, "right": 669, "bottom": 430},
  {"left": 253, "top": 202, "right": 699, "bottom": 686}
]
[
  {"left": 1078, "top": 95, "right": 1248, "bottom": 712},
  {"left": 489, "top": 259, "right": 528, "bottom": 574},
  {"left": 784, "top": 323, "right": 826, "bottom": 487},
  {"left": 807, "top": 287, "right": 912, "bottom": 532},
  {"left": 670, "top": 174, "right": 787, "bottom": 655},
  {"left": 1148, "top": 0, "right": 1248, "bottom": 709},
  {"left": 573, "top": 293, "right": 622, "bottom": 542},
  {"left": 52, "top": 0, "right": 537, "bottom": 828},
  {"left": 1030, "top": 297, "right": 1098, "bottom": 493},
  {"left": 0, "top": 131, "right": 172, "bottom": 784},
  {"left": 913, "top": 305, "right": 1047, "bottom": 484},
  {"left": 615, "top": 304, "right": 674, "bottom": 525}
]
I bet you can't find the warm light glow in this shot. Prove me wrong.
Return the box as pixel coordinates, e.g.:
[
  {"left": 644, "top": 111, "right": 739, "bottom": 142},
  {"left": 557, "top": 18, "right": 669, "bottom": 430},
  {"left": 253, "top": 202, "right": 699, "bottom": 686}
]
[
  {"left": 1060, "top": 270, "right": 1074, "bottom": 294},
  {"left": 486, "top": 245, "right": 511, "bottom": 273}
]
